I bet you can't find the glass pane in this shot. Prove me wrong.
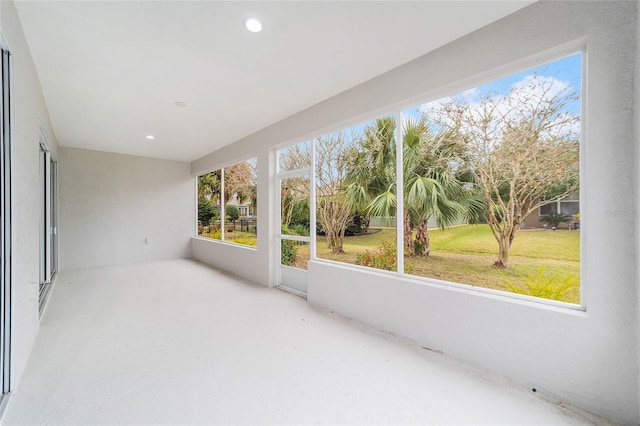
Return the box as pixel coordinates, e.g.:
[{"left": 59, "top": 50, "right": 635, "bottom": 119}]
[
  {"left": 539, "top": 203, "right": 557, "bottom": 216},
  {"left": 560, "top": 201, "right": 579, "bottom": 216},
  {"left": 278, "top": 141, "right": 311, "bottom": 173},
  {"left": 224, "top": 158, "right": 257, "bottom": 247},
  {"left": 280, "top": 240, "right": 310, "bottom": 270},
  {"left": 197, "top": 170, "right": 222, "bottom": 240},
  {"left": 281, "top": 174, "right": 310, "bottom": 236},
  {"left": 403, "top": 53, "right": 581, "bottom": 304},
  {"left": 315, "top": 116, "right": 397, "bottom": 271},
  {"left": 563, "top": 191, "right": 579, "bottom": 201}
]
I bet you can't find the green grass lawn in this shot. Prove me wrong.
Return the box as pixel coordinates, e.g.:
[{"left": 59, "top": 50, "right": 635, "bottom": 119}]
[{"left": 299, "top": 225, "right": 580, "bottom": 304}]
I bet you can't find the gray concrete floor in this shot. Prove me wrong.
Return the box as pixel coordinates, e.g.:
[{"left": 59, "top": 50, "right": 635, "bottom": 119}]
[{"left": 3, "top": 259, "right": 607, "bottom": 425}]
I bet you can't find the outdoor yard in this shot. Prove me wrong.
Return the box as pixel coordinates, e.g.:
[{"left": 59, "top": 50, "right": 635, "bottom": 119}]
[{"left": 301, "top": 225, "right": 580, "bottom": 304}]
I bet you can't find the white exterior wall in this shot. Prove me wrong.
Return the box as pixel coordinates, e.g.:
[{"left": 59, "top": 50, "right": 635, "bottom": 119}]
[
  {"left": 1, "top": 0, "right": 59, "bottom": 390},
  {"left": 192, "top": 2, "right": 638, "bottom": 423},
  {"left": 59, "top": 148, "right": 194, "bottom": 270}
]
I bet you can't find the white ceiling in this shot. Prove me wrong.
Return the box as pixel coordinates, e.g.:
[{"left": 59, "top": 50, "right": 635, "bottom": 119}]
[{"left": 15, "top": 1, "right": 533, "bottom": 162}]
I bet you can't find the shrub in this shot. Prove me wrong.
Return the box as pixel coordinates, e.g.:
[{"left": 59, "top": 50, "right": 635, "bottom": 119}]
[
  {"left": 198, "top": 199, "right": 218, "bottom": 225},
  {"left": 539, "top": 212, "right": 572, "bottom": 229},
  {"left": 506, "top": 266, "right": 579, "bottom": 302},
  {"left": 356, "top": 241, "right": 397, "bottom": 271},
  {"left": 226, "top": 204, "right": 240, "bottom": 221},
  {"left": 292, "top": 224, "right": 310, "bottom": 237},
  {"left": 289, "top": 199, "right": 310, "bottom": 229},
  {"left": 228, "top": 235, "right": 257, "bottom": 246},
  {"left": 281, "top": 240, "right": 297, "bottom": 266},
  {"left": 345, "top": 214, "right": 368, "bottom": 236},
  {"left": 280, "top": 224, "right": 298, "bottom": 266},
  {"left": 207, "top": 228, "right": 222, "bottom": 240}
]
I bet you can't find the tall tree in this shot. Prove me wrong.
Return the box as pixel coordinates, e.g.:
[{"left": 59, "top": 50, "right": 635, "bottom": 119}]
[
  {"left": 224, "top": 161, "right": 254, "bottom": 207},
  {"left": 315, "top": 133, "right": 352, "bottom": 254},
  {"left": 344, "top": 116, "right": 479, "bottom": 256},
  {"left": 343, "top": 116, "right": 396, "bottom": 233},
  {"left": 197, "top": 170, "right": 221, "bottom": 203},
  {"left": 437, "top": 73, "right": 580, "bottom": 267},
  {"left": 278, "top": 143, "right": 312, "bottom": 229}
]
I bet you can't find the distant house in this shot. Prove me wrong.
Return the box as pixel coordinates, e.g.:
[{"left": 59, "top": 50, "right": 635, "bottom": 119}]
[
  {"left": 223, "top": 195, "right": 256, "bottom": 218},
  {"left": 521, "top": 192, "right": 580, "bottom": 229}
]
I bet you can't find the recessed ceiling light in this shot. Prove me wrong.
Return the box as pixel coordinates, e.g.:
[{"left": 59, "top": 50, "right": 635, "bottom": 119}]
[
  {"left": 244, "top": 18, "right": 262, "bottom": 33},
  {"left": 175, "top": 101, "right": 187, "bottom": 107},
  {"left": 146, "top": 135, "right": 155, "bottom": 140}
]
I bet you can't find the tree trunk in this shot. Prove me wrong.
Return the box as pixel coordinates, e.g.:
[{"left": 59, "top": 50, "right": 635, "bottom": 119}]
[
  {"left": 415, "top": 220, "right": 430, "bottom": 256},
  {"left": 494, "top": 230, "right": 512, "bottom": 268},
  {"left": 330, "top": 229, "right": 344, "bottom": 254},
  {"left": 404, "top": 212, "right": 415, "bottom": 256}
]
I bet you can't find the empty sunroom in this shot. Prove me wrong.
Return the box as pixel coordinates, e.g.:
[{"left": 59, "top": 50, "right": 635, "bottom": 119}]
[{"left": 1, "top": 1, "right": 638, "bottom": 424}]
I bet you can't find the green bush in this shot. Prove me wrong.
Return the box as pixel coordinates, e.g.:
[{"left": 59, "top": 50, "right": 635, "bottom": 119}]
[
  {"left": 506, "top": 266, "right": 579, "bottom": 301},
  {"left": 539, "top": 212, "right": 572, "bottom": 229},
  {"left": 292, "top": 224, "right": 310, "bottom": 237},
  {"left": 226, "top": 204, "right": 240, "bottom": 221},
  {"left": 281, "top": 240, "right": 298, "bottom": 266},
  {"left": 289, "top": 199, "right": 310, "bottom": 229},
  {"left": 198, "top": 199, "right": 218, "bottom": 225},
  {"left": 280, "top": 224, "right": 298, "bottom": 266}
]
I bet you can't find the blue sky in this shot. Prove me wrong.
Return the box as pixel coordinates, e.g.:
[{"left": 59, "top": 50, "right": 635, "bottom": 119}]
[
  {"left": 406, "top": 51, "right": 582, "bottom": 121},
  {"left": 485, "top": 52, "right": 582, "bottom": 98},
  {"left": 291, "top": 52, "right": 582, "bottom": 149}
]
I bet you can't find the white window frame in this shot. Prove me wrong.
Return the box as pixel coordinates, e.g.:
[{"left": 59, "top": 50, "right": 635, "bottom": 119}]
[
  {"left": 38, "top": 126, "right": 57, "bottom": 315},
  {"left": 297, "top": 46, "right": 585, "bottom": 310},
  {"left": 196, "top": 157, "right": 258, "bottom": 249}
]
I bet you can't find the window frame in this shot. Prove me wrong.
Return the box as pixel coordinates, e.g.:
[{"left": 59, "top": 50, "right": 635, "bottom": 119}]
[
  {"left": 0, "top": 33, "right": 11, "bottom": 398},
  {"left": 195, "top": 156, "right": 258, "bottom": 249},
  {"left": 295, "top": 46, "right": 586, "bottom": 311}
]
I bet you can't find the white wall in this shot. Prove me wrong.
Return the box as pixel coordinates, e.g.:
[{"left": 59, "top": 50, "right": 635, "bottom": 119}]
[
  {"left": 59, "top": 148, "right": 194, "bottom": 270},
  {"left": 1, "top": 0, "right": 59, "bottom": 391},
  {"left": 192, "top": 1, "right": 638, "bottom": 423}
]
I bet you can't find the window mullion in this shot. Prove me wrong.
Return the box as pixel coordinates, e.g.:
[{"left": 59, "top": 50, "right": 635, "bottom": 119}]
[
  {"left": 310, "top": 140, "right": 317, "bottom": 261},
  {"left": 220, "top": 168, "right": 225, "bottom": 241},
  {"left": 395, "top": 111, "right": 404, "bottom": 275}
]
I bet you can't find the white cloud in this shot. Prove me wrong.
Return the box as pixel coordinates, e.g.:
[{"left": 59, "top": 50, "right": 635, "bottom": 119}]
[{"left": 418, "top": 73, "right": 580, "bottom": 142}]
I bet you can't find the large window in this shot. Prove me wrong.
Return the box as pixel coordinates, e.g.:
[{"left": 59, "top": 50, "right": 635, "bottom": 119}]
[
  {"left": 314, "top": 117, "right": 397, "bottom": 271},
  {"left": 197, "top": 158, "right": 257, "bottom": 247},
  {"left": 402, "top": 53, "right": 581, "bottom": 304},
  {"left": 289, "top": 52, "right": 582, "bottom": 305}
]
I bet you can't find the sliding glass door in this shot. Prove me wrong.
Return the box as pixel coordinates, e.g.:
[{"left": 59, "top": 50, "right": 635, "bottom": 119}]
[
  {"left": 39, "top": 134, "right": 57, "bottom": 314},
  {"left": 0, "top": 40, "right": 12, "bottom": 397}
]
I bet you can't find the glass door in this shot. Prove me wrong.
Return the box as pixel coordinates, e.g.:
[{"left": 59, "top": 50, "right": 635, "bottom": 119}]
[
  {"left": 0, "top": 41, "right": 12, "bottom": 396},
  {"left": 276, "top": 141, "right": 313, "bottom": 296},
  {"left": 38, "top": 134, "right": 56, "bottom": 314}
]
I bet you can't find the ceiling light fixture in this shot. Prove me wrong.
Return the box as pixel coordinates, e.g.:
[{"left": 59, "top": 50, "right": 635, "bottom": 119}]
[
  {"left": 244, "top": 18, "right": 262, "bottom": 33},
  {"left": 146, "top": 135, "right": 155, "bottom": 140}
]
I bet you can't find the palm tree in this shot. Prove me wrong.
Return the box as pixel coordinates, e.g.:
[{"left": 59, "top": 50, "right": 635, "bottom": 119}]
[
  {"left": 344, "top": 115, "right": 482, "bottom": 257},
  {"left": 197, "top": 171, "right": 221, "bottom": 203},
  {"left": 343, "top": 116, "right": 396, "bottom": 230},
  {"left": 539, "top": 212, "right": 572, "bottom": 230}
]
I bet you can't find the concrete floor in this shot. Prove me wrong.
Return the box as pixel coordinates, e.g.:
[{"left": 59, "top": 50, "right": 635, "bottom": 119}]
[{"left": 3, "top": 259, "right": 608, "bottom": 425}]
